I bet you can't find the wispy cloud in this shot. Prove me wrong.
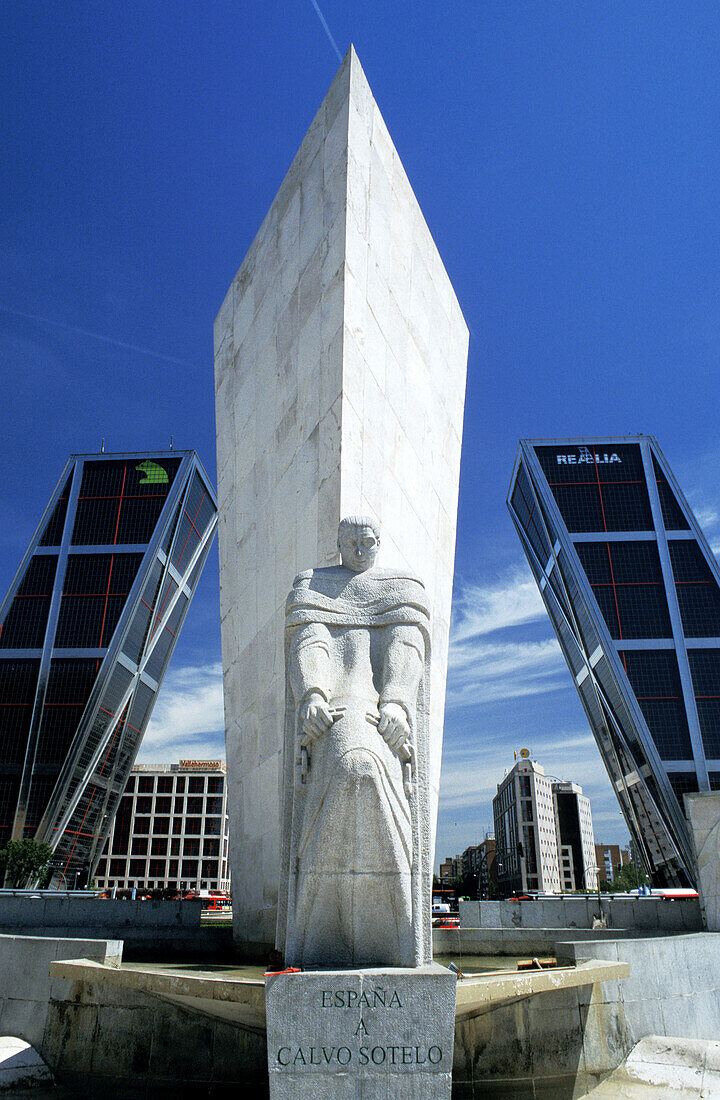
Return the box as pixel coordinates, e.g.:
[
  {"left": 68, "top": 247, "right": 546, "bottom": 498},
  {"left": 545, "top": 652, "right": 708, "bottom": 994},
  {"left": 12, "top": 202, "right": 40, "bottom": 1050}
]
[
  {"left": 0, "top": 304, "right": 196, "bottom": 367},
  {"left": 447, "top": 567, "right": 565, "bottom": 706},
  {"left": 138, "top": 662, "right": 225, "bottom": 763},
  {"left": 694, "top": 504, "right": 719, "bottom": 531},
  {"left": 308, "top": 0, "right": 343, "bottom": 63},
  {"left": 451, "top": 568, "right": 547, "bottom": 642}
]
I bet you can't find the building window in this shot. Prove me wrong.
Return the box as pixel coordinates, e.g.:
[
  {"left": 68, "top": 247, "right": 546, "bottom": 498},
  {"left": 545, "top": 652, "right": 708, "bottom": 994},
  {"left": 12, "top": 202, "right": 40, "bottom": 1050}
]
[
  {"left": 129, "top": 859, "right": 146, "bottom": 878},
  {"left": 150, "top": 838, "right": 168, "bottom": 856},
  {"left": 138, "top": 776, "right": 154, "bottom": 794},
  {"left": 207, "top": 777, "right": 224, "bottom": 794},
  {"left": 185, "top": 818, "right": 202, "bottom": 835},
  {"left": 172, "top": 817, "right": 183, "bottom": 835},
  {"left": 135, "top": 796, "right": 152, "bottom": 815},
  {"left": 155, "top": 796, "right": 172, "bottom": 814},
  {"left": 131, "top": 837, "right": 148, "bottom": 856},
  {"left": 183, "top": 838, "right": 200, "bottom": 856},
  {"left": 175, "top": 777, "right": 186, "bottom": 793},
  {"left": 174, "top": 797, "right": 185, "bottom": 813},
  {"left": 134, "top": 817, "right": 151, "bottom": 834},
  {"left": 186, "top": 796, "right": 203, "bottom": 815},
  {"left": 156, "top": 776, "right": 172, "bottom": 794},
  {"left": 188, "top": 777, "right": 205, "bottom": 794},
  {"left": 181, "top": 860, "right": 198, "bottom": 880},
  {"left": 154, "top": 816, "right": 170, "bottom": 835},
  {"left": 148, "top": 859, "right": 165, "bottom": 878},
  {"left": 170, "top": 838, "right": 181, "bottom": 856},
  {"left": 576, "top": 541, "right": 671, "bottom": 639}
]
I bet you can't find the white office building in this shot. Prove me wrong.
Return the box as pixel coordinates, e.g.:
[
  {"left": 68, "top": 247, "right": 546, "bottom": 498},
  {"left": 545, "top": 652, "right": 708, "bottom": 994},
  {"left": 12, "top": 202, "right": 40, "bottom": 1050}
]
[
  {"left": 94, "top": 760, "right": 230, "bottom": 893},
  {"left": 493, "top": 755, "right": 597, "bottom": 895}
]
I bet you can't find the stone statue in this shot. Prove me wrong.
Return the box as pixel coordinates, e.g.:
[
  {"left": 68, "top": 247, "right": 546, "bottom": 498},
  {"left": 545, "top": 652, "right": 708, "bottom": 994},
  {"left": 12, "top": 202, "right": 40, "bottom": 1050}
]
[{"left": 277, "top": 516, "right": 432, "bottom": 968}]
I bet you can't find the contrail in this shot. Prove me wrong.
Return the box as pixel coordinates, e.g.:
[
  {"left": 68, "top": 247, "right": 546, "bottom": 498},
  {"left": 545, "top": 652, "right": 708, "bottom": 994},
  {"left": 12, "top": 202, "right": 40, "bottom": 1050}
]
[
  {"left": 308, "top": 0, "right": 343, "bottom": 63},
  {"left": 0, "top": 305, "right": 197, "bottom": 368}
]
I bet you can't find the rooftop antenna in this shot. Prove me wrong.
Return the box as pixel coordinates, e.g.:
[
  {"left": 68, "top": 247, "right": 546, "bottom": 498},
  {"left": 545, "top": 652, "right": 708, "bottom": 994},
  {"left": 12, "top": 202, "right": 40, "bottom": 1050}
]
[{"left": 101, "top": 438, "right": 105, "bottom": 454}]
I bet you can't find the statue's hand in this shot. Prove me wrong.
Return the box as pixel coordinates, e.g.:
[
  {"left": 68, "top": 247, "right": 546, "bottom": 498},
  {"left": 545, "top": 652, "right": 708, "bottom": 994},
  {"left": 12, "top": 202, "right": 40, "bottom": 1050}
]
[
  {"left": 299, "top": 693, "right": 334, "bottom": 746},
  {"left": 377, "top": 702, "right": 411, "bottom": 757}
]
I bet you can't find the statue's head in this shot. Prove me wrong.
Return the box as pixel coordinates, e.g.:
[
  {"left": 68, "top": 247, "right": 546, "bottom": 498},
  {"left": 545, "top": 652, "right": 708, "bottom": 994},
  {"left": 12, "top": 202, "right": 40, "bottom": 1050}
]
[{"left": 337, "top": 515, "right": 380, "bottom": 573}]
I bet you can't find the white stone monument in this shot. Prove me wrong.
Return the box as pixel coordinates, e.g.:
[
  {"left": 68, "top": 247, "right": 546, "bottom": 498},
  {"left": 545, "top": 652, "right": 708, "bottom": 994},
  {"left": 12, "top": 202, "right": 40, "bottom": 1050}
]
[
  {"left": 268, "top": 517, "right": 456, "bottom": 1097},
  {"left": 214, "top": 45, "right": 468, "bottom": 956}
]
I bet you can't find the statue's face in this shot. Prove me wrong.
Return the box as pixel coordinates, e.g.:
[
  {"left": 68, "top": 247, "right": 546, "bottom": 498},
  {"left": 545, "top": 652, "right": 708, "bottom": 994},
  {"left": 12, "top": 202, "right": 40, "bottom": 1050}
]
[{"left": 338, "top": 525, "right": 379, "bottom": 572}]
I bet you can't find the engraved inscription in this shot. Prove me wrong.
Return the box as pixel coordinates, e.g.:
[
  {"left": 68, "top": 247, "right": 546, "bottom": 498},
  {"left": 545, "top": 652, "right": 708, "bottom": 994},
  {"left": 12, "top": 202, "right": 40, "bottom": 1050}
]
[{"left": 320, "top": 989, "right": 403, "bottom": 1008}]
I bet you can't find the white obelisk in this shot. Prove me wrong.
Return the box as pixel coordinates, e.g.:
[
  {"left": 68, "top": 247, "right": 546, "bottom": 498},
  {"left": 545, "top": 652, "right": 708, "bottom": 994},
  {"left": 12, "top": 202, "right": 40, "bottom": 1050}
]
[{"left": 214, "top": 47, "right": 468, "bottom": 955}]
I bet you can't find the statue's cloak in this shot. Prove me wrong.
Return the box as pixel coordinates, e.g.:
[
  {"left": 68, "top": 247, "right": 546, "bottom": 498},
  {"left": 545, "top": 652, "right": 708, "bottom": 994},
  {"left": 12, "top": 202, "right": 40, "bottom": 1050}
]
[{"left": 277, "top": 566, "right": 432, "bottom": 968}]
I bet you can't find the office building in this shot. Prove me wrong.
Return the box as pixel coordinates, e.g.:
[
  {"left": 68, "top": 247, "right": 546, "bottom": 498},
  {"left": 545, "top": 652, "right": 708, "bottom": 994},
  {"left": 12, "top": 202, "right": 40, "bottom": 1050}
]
[
  {"left": 508, "top": 436, "right": 720, "bottom": 887},
  {"left": 492, "top": 755, "right": 597, "bottom": 896},
  {"left": 94, "top": 761, "right": 230, "bottom": 893},
  {"left": 595, "top": 843, "right": 631, "bottom": 886},
  {"left": 553, "top": 781, "right": 597, "bottom": 892},
  {"left": 476, "top": 835, "right": 497, "bottom": 898},
  {"left": 0, "top": 451, "right": 217, "bottom": 886}
]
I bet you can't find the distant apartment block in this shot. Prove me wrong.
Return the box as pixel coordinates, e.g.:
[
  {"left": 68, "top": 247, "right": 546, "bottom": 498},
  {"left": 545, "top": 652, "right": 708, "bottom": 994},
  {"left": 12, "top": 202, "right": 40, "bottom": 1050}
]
[
  {"left": 492, "top": 755, "right": 597, "bottom": 896},
  {"left": 439, "top": 836, "right": 496, "bottom": 897},
  {"left": 94, "top": 761, "right": 230, "bottom": 893},
  {"left": 509, "top": 436, "right": 720, "bottom": 887},
  {"left": 438, "top": 856, "right": 460, "bottom": 884},
  {"left": 595, "top": 843, "right": 631, "bottom": 885},
  {"left": 0, "top": 451, "right": 217, "bottom": 887}
]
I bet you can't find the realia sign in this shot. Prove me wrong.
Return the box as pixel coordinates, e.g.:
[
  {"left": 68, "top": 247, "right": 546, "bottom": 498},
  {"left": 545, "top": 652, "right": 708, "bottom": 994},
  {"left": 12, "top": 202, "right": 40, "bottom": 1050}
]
[{"left": 556, "top": 446, "right": 622, "bottom": 465}]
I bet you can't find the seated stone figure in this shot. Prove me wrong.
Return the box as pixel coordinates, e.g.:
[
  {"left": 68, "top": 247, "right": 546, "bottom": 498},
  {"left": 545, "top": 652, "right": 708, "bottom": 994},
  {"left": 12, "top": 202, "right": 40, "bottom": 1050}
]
[{"left": 277, "top": 516, "right": 432, "bottom": 969}]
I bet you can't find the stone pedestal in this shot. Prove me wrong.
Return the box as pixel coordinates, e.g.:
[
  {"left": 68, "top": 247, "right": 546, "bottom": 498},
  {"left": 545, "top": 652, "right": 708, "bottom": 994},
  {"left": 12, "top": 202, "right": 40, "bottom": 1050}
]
[
  {"left": 265, "top": 965, "right": 456, "bottom": 1098},
  {"left": 684, "top": 791, "right": 720, "bottom": 931}
]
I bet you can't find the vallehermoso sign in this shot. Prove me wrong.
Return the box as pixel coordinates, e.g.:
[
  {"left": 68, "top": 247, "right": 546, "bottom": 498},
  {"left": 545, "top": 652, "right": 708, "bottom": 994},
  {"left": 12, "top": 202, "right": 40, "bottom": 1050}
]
[{"left": 178, "top": 760, "right": 222, "bottom": 770}]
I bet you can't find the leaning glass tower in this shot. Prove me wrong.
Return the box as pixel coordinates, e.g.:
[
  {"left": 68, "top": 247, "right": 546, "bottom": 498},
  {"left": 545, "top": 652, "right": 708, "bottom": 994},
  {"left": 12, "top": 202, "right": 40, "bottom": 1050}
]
[
  {"left": 508, "top": 436, "right": 720, "bottom": 887},
  {"left": 0, "top": 451, "right": 217, "bottom": 886}
]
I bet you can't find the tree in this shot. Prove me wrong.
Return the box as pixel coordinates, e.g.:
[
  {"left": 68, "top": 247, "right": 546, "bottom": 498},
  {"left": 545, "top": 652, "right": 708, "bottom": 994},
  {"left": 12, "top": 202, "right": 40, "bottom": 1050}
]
[
  {"left": 0, "top": 839, "right": 53, "bottom": 888},
  {"left": 608, "top": 861, "right": 648, "bottom": 892}
]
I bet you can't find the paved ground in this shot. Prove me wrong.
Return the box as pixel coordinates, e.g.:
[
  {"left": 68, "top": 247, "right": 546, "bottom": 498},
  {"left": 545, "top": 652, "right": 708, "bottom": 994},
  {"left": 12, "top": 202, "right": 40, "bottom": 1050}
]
[{"left": 583, "top": 1036, "right": 720, "bottom": 1097}]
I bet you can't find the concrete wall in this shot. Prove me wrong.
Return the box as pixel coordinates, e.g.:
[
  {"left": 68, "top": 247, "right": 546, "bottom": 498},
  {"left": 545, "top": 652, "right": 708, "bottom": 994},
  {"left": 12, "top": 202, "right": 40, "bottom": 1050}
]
[
  {"left": 434, "top": 925, "right": 665, "bottom": 959},
  {"left": 685, "top": 791, "right": 720, "bottom": 931},
  {"left": 42, "top": 969, "right": 268, "bottom": 1099},
  {"left": 7, "top": 927, "right": 719, "bottom": 1098},
  {"left": 454, "top": 932, "right": 720, "bottom": 1097},
  {"left": 459, "top": 896, "right": 702, "bottom": 932},
  {"left": 0, "top": 897, "right": 231, "bottom": 959},
  {"left": 215, "top": 46, "right": 468, "bottom": 955},
  {"left": 556, "top": 933, "right": 720, "bottom": 1052},
  {"left": 0, "top": 934, "right": 121, "bottom": 1054}
]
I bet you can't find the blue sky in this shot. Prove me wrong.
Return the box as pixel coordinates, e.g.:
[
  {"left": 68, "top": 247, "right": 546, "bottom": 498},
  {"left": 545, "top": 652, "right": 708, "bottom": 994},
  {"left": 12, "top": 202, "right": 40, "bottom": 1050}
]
[{"left": 3, "top": 3, "right": 720, "bottom": 864}]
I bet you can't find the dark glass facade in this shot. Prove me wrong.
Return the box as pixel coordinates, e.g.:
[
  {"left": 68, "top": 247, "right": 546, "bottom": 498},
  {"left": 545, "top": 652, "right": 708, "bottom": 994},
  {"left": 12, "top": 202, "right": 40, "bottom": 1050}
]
[
  {"left": 509, "top": 436, "right": 720, "bottom": 887},
  {"left": 0, "top": 452, "right": 217, "bottom": 886}
]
